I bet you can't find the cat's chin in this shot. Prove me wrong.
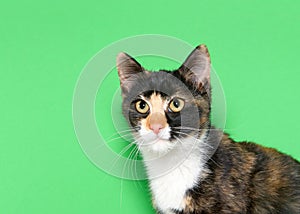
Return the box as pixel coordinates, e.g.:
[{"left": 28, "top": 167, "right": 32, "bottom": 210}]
[{"left": 139, "top": 138, "right": 175, "bottom": 157}]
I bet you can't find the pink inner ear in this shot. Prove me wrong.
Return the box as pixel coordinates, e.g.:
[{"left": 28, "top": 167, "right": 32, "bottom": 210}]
[
  {"left": 179, "top": 45, "right": 211, "bottom": 94},
  {"left": 116, "top": 52, "right": 144, "bottom": 86}
]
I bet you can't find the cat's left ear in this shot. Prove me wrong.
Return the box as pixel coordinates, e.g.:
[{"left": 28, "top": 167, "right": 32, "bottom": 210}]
[{"left": 178, "top": 44, "right": 211, "bottom": 94}]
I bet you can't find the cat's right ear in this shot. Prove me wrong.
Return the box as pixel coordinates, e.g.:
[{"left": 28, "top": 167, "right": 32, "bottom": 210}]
[
  {"left": 116, "top": 52, "right": 144, "bottom": 87},
  {"left": 178, "top": 44, "right": 211, "bottom": 96}
]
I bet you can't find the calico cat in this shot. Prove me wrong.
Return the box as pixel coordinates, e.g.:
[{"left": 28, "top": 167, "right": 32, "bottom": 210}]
[{"left": 116, "top": 45, "right": 300, "bottom": 214}]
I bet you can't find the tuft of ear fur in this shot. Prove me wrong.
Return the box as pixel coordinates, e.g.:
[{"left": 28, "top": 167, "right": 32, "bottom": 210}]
[
  {"left": 116, "top": 52, "right": 144, "bottom": 86},
  {"left": 178, "top": 44, "right": 211, "bottom": 95}
]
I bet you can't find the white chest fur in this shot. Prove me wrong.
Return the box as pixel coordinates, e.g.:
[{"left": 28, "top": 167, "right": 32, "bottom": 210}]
[{"left": 140, "top": 136, "right": 207, "bottom": 213}]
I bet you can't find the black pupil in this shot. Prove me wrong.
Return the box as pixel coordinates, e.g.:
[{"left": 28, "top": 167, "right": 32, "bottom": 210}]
[
  {"left": 140, "top": 101, "right": 146, "bottom": 109},
  {"left": 173, "top": 99, "right": 180, "bottom": 108}
]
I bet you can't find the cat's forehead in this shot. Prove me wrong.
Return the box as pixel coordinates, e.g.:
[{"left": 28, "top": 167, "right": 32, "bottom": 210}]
[
  {"left": 140, "top": 90, "right": 169, "bottom": 100},
  {"left": 122, "top": 71, "right": 195, "bottom": 105},
  {"left": 136, "top": 71, "right": 187, "bottom": 97},
  {"left": 139, "top": 89, "right": 184, "bottom": 102}
]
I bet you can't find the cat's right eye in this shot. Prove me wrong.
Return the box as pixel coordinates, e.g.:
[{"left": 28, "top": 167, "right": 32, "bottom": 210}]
[
  {"left": 135, "top": 100, "right": 149, "bottom": 114},
  {"left": 169, "top": 98, "right": 185, "bottom": 113}
]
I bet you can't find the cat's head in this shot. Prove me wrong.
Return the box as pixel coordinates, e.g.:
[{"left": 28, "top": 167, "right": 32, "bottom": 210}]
[{"left": 117, "top": 45, "right": 211, "bottom": 156}]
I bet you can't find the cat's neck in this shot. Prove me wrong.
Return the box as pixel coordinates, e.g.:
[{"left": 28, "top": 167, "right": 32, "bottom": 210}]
[
  {"left": 139, "top": 134, "right": 210, "bottom": 212},
  {"left": 140, "top": 135, "right": 208, "bottom": 178}
]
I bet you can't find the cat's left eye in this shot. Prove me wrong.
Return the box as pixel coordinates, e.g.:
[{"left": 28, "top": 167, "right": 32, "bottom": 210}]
[{"left": 168, "top": 98, "right": 185, "bottom": 113}]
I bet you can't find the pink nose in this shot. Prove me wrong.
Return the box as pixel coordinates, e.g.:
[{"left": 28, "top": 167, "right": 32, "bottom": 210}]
[{"left": 150, "top": 123, "right": 163, "bottom": 135}]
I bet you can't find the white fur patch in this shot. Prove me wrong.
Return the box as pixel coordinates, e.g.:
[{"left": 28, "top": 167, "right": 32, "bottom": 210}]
[{"left": 139, "top": 135, "right": 208, "bottom": 213}]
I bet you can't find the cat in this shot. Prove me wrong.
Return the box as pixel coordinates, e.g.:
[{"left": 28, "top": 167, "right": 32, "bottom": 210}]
[{"left": 116, "top": 44, "right": 300, "bottom": 214}]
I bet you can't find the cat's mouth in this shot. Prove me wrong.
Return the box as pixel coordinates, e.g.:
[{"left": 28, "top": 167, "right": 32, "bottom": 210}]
[
  {"left": 149, "top": 127, "right": 171, "bottom": 141},
  {"left": 139, "top": 137, "right": 174, "bottom": 156},
  {"left": 144, "top": 131, "right": 170, "bottom": 143},
  {"left": 135, "top": 126, "right": 173, "bottom": 152}
]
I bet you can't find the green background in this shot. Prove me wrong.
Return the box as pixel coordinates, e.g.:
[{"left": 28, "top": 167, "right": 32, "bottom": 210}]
[{"left": 1, "top": 0, "right": 300, "bottom": 213}]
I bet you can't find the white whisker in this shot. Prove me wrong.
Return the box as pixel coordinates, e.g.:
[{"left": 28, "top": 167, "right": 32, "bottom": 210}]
[{"left": 171, "top": 130, "right": 214, "bottom": 149}]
